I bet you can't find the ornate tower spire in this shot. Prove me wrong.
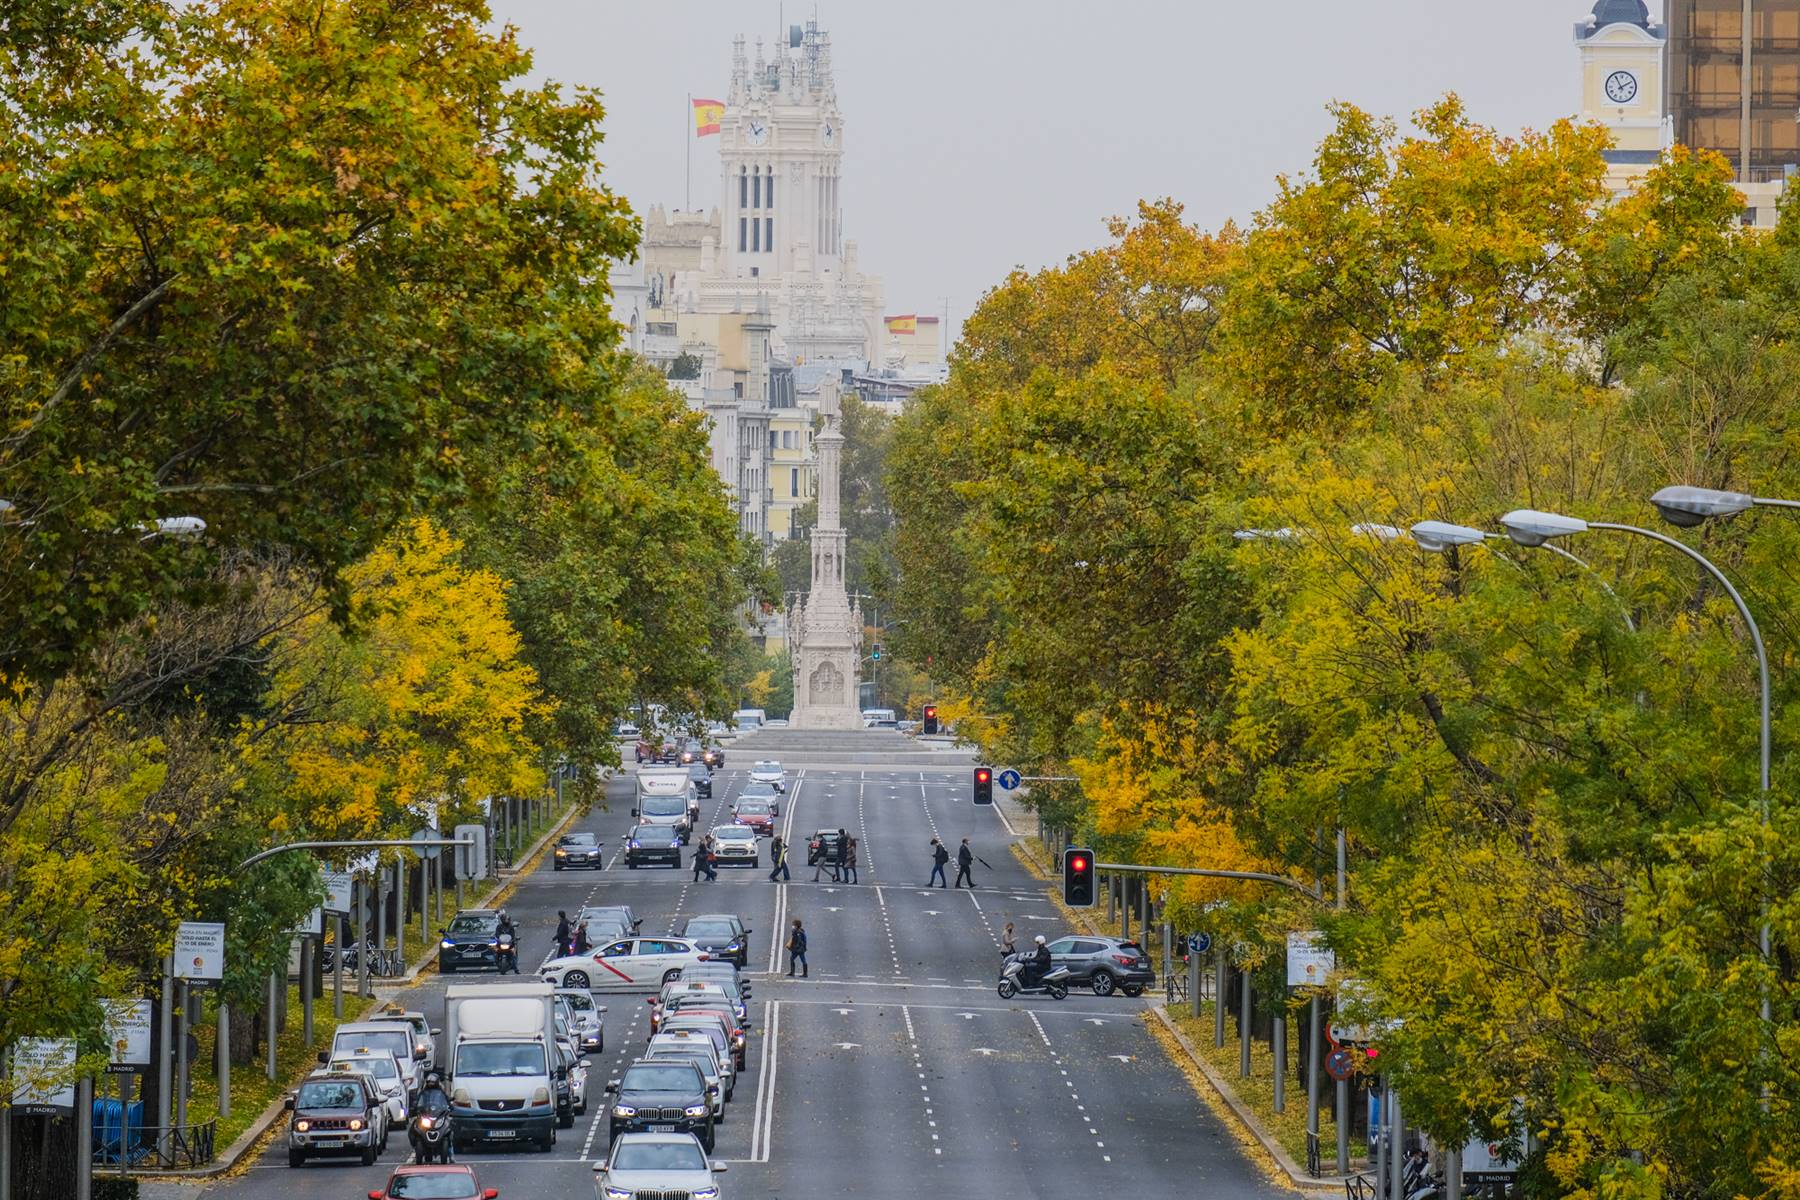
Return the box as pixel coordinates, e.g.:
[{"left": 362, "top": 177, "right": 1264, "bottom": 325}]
[{"left": 729, "top": 35, "right": 748, "bottom": 105}]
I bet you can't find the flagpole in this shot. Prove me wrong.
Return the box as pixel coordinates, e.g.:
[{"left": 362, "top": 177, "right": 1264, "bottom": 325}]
[{"left": 685, "top": 93, "right": 692, "bottom": 211}]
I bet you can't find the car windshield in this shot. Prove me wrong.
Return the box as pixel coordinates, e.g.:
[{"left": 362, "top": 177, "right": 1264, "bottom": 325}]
[
  {"left": 296, "top": 1081, "right": 361, "bottom": 1109},
  {"left": 386, "top": 1173, "right": 479, "bottom": 1199},
  {"left": 742, "top": 784, "right": 777, "bottom": 798},
  {"left": 735, "top": 800, "right": 770, "bottom": 813},
  {"left": 333, "top": 1056, "right": 396, "bottom": 1080},
  {"left": 453, "top": 1043, "right": 546, "bottom": 1077},
  {"left": 446, "top": 915, "right": 496, "bottom": 935},
  {"left": 560, "top": 992, "right": 595, "bottom": 1013},
  {"left": 684, "top": 920, "right": 737, "bottom": 938},
  {"left": 641, "top": 797, "right": 685, "bottom": 816},
  {"left": 560, "top": 833, "right": 597, "bottom": 847},
  {"left": 611, "top": 1142, "right": 708, "bottom": 1171},
  {"left": 688, "top": 765, "right": 708, "bottom": 777},
  {"left": 335, "top": 1030, "right": 409, "bottom": 1061},
  {"left": 712, "top": 827, "right": 752, "bottom": 841},
  {"left": 623, "top": 1065, "right": 700, "bottom": 1091},
  {"left": 631, "top": 825, "right": 668, "bottom": 839}
]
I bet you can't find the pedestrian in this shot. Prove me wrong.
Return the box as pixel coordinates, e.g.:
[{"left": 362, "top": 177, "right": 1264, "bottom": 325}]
[
  {"left": 845, "top": 837, "right": 859, "bottom": 884},
  {"left": 691, "top": 835, "right": 709, "bottom": 881},
  {"left": 832, "top": 827, "right": 849, "bottom": 882},
  {"left": 572, "top": 920, "right": 591, "bottom": 956},
  {"left": 786, "top": 917, "right": 808, "bottom": 977},
  {"left": 954, "top": 837, "right": 976, "bottom": 888},
  {"left": 1001, "top": 921, "right": 1017, "bottom": 957},
  {"left": 554, "top": 910, "right": 571, "bottom": 958},
  {"left": 928, "top": 837, "right": 949, "bottom": 888},
  {"left": 812, "top": 833, "right": 832, "bottom": 882},
  {"left": 768, "top": 836, "right": 790, "bottom": 882},
  {"left": 703, "top": 839, "right": 719, "bottom": 882}
]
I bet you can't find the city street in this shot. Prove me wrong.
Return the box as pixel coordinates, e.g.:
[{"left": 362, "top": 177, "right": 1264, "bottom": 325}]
[{"left": 199, "top": 733, "right": 1291, "bottom": 1200}]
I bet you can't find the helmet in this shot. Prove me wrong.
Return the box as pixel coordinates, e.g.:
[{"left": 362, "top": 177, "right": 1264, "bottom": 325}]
[
  {"left": 424, "top": 1070, "right": 442, "bottom": 1087},
  {"left": 1034, "top": 935, "right": 1046, "bottom": 945}
]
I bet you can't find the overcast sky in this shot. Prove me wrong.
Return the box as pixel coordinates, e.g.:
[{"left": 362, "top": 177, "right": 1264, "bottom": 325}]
[{"left": 492, "top": 1, "right": 1593, "bottom": 336}]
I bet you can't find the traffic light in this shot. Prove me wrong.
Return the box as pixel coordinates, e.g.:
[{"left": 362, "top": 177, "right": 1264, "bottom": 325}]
[
  {"left": 1062, "top": 847, "right": 1096, "bottom": 907},
  {"left": 871, "top": 643, "right": 882, "bottom": 661},
  {"left": 923, "top": 704, "right": 939, "bottom": 735},
  {"left": 972, "top": 766, "right": 993, "bottom": 805}
]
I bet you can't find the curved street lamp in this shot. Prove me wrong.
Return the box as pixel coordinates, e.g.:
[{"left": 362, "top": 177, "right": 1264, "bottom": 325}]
[
  {"left": 1409, "top": 519, "right": 1635, "bottom": 632},
  {"left": 1649, "top": 485, "right": 1800, "bottom": 528}
]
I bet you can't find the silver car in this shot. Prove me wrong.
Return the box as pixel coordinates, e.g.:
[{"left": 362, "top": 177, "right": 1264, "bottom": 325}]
[
  {"left": 594, "top": 1131, "right": 725, "bottom": 1199},
  {"left": 321, "top": 1050, "right": 407, "bottom": 1131},
  {"left": 748, "top": 760, "right": 785, "bottom": 792}
]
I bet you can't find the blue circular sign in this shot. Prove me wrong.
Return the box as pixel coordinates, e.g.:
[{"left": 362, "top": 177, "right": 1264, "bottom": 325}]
[
  {"left": 997, "top": 769, "right": 1022, "bottom": 791},
  {"left": 1188, "top": 932, "right": 1213, "bottom": 954}
]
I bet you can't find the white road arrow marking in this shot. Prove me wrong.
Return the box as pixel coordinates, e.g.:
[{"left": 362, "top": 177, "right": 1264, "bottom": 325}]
[
  {"left": 956, "top": 1013, "right": 978, "bottom": 1020},
  {"left": 1110, "top": 1055, "right": 1133, "bottom": 1063},
  {"left": 824, "top": 906, "right": 842, "bottom": 912},
  {"left": 1085, "top": 1019, "right": 1107, "bottom": 1026},
  {"left": 1021, "top": 915, "right": 1059, "bottom": 921},
  {"left": 972, "top": 1047, "right": 997, "bottom": 1056},
  {"left": 834, "top": 1042, "right": 861, "bottom": 1050},
  {"left": 832, "top": 1008, "right": 854, "bottom": 1015},
  {"left": 922, "top": 910, "right": 942, "bottom": 916}
]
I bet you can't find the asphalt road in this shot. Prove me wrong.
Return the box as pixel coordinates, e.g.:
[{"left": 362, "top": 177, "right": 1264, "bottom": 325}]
[{"left": 200, "top": 738, "right": 1292, "bottom": 1200}]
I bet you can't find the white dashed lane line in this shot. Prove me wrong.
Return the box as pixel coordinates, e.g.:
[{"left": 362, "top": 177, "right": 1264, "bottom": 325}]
[
  {"left": 902, "top": 1004, "right": 940, "bottom": 1157},
  {"left": 1026, "top": 1009, "right": 1112, "bottom": 1164}
]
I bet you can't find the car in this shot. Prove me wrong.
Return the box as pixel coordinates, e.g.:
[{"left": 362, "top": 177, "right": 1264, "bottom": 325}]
[
  {"left": 541, "top": 937, "right": 710, "bottom": 991},
  {"left": 657, "top": 1013, "right": 743, "bottom": 1071},
  {"left": 579, "top": 917, "right": 632, "bottom": 949},
  {"left": 285, "top": 1072, "right": 382, "bottom": 1167},
  {"left": 738, "top": 781, "right": 781, "bottom": 817},
  {"left": 366, "top": 1006, "right": 438, "bottom": 1071},
  {"left": 728, "top": 798, "right": 773, "bottom": 837},
  {"left": 635, "top": 737, "right": 679, "bottom": 764},
  {"left": 678, "top": 962, "right": 750, "bottom": 1000},
  {"left": 555, "top": 987, "right": 607, "bottom": 1052},
  {"left": 708, "top": 825, "right": 759, "bottom": 868},
  {"left": 679, "top": 739, "right": 707, "bottom": 765},
  {"left": 675, "top": 915, "right": 751, "bottom": 968},
  {"left": 643, "top": 1045, "right": 728, "bottom": 1117},
  {"left": 748, "top": 760, "right": 786, "bottom": 791},
  {"left": 370, "top": 1162, "right": 498, "bottom": 1199},
  {"left": 331, "top": 1021, "right": 424, "bottom": 1104},
  {"left": 616, "top": 721, "right": 641, "bottom": 738},
  {"left": 764, "top": 718, "right": 788, "bottom": 728},
  {"left": 650, "top": 982, "right": 743, "bottom": 1032},
  {"left": 1043, "top": 934, "right": 1157, "bottom": 997},
  {"left": 648, "top": 1030, "right": 735, "bottom": 1102},
  {"left": 605, "top": 1061, "right": 716, "bottom": 1152},
  {"left": 702, "top": 742, "right": 725, "bottom": 768},
  {"left": 437, "top": 909, "right": 503, "bottom": 975},
  {"left": 806, "top": 828, "right": 846, "bottom": 866},
  {"left": 553, "top": 831, "right": 605, "bottom": 870},
  {"left": 321, "top": 1047, "right": 408, "bottom": 1132},
  {"left": 624, "top": 822, "right": 684, "bottom": 868},
  {"left": 687, "top": 762, "right": 713, "bottom": 799},
  {"left": 580, "top": 905, "right": 644, "bottom": 933},
  {"left": 594, "top": 1131, "right": 727, "bottom": 1199},
  {"left": 551, "top": 1038, "right": 586, "bottom": 1127},
  {"left": 655, "top": 1002, "right": 746, "bottom": 1063}
]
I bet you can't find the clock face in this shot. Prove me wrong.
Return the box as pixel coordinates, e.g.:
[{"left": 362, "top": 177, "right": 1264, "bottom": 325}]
[
  {"left": 1604, "top": 70, "right": 1639, "bottom": 104},
  {"left": 745, "top": 120, "right": 768, "bottom": 146}
]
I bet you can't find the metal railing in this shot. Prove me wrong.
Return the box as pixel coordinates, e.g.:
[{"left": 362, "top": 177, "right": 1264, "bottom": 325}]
[{"left": 91, "top": 1117, "right": 217, "bottom": 1168}]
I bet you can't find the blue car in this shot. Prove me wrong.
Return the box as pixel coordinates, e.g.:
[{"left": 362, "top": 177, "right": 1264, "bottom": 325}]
[{"left": 437, "top": 909, "right": 501, "bottom": 973}]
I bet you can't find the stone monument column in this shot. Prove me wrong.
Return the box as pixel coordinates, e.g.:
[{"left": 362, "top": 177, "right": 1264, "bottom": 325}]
[{"left": 789, "top": 378, "right": 862, "bottom": 729}]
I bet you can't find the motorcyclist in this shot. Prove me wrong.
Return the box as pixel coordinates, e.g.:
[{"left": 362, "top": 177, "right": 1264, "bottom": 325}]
[
  {"left": 495, "top": 910, "right": 519, "bottom": 974},
  {"left": 1022, "top": 935, "right": 1052, "bottom": 988},
  {"left": 412, "top": 1070, "right": 454, "bottom": 1161}
]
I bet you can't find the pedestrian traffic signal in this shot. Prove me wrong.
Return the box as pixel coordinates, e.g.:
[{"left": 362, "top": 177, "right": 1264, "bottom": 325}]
[
  {"left": 871, "top": 643, "right": 882, "bottom": 661},
  {"left": 1062, "top": 847, "right": 1096, "bottom": 907},
  {"left": 972, "top": 766, "right": 993, "bottom": 805},
  {"left": 923, "top": 704, "right": 939, "bottom": 735}
]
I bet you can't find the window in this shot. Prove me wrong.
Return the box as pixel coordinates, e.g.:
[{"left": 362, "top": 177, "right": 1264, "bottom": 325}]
[
  {"left": 752, "top": 218, "right": 760, "bottom": 252},
  {"left": 769, "top": 430, "right": 777, "bottom": 449},
  {"left": 765, "top": 164, "right": 775, "bottom": 209},
  {"left": 791, "top": 467, "right": 799, "bottom": 496},
  {"left": 739, "top": 167, "right": 747, "bottom": 208},
  {"left": 753, "top": 169, "right": 761, "bottom": 209},
  {"left": 738, "top": 217, "right": 746, "bottom": 253},
  {"left": 766, "top": 217, "right": 773, "bottom": 252}
]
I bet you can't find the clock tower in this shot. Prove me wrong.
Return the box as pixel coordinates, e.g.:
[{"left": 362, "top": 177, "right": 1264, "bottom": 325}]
[{"left": 1574, "top": 0, "right": 1669, "bottom": 191}]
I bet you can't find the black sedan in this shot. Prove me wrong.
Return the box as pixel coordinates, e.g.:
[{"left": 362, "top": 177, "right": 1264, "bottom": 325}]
[
  {"left": 686, "top": 763, "right": 712, "bottom": 799},
  {"left": 553, "top": 832, "right": 604, "bottom": 871},
  {"left": 676, "top": 914, "right": 750, "bottom": 967},
  {"left": 437, "top": 910, "right": 501, "bottom": 973}
]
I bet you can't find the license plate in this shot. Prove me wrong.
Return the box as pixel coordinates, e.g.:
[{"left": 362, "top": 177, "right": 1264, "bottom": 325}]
[
  {"left": 649, "top": 1124, "right": 676, "bottom": 1133},
  {"left": 488, "top": 1129, "right": 517, "bottom": 1139},
  {"left": 316, "top": 1138, "right": 344, "bottom": 1147}
]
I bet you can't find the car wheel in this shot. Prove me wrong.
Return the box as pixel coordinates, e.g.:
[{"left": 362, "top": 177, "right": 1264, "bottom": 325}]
[
  {"left": 558, "top": 1107, "right": 574, "bottom": 1129},
  {"left": 1122, "top": 984, "right": 1145, "bottom": 998},
  {"left": 541, "top": 1124, "right": 557, "bottom": 1152},
  {"left": 724, "top": 1084, "right": 734, "bottom": 1102},
  {"left": 997, "top": 979, "right": 1017, "bottom": 999},
  {"left": 360, "top": 1143, "right": 378, "bottom": 1167},
  {"left": 287, "top": 1150, "right": 305, "bottom": 1168},
  {"left": 627, "top": 859, "right": 638, "bottom": 869},
  {"left": 663, "top": 968, "right": 682, "bottom": 984},
  {"left": 565, "top": 970, "right": 589, "bottom": 989},
  {"left": 554, "top": 863, "right": 564, "bottom": 871},
  {"left": 440, "top": 962, "right": 454, "bottom": 975},
  {"left": 1091, "top": 971, "right": 1117, "bottom": 997}
]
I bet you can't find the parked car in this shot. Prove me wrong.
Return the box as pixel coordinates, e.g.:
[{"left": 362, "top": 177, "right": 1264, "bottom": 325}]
[
  {"left": 553, "top": 831, "right": 604, "bottom": 871},
  {"left": 285, "top": 1072, "right": 382, "bottom": 1167},
  {"left": 593, "top": 1132, "right": 727, "bottom": 1198},
  {"left": 1043, "top": 934, "right": 1156, "bottom": 997}
]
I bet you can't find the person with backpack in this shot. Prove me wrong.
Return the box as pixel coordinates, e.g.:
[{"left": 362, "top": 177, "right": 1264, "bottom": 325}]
[
  {"left": 786, "top": 918, "right": 808, "bottom": 977},
  {"left": 767, "top": 836, "right": 790, "bottom": 882},
  {"left": 927, "top": 838, "right": 950, "bottom": 888}
]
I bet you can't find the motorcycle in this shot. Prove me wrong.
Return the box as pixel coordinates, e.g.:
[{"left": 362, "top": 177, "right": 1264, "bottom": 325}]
[
  {"left": 496, "top": 930, "right": 518, "bottom": 974},
  {"left": 997, "top": 954, "right": 1072, "bottom": 1000},
  {"left": 409, "top": 1109, "right": 453, "bottom": 1163}
]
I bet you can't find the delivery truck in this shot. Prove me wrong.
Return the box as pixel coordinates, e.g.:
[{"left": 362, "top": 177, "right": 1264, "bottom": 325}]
[{"left": 444, "top": 980, "right": 560, "bottom": 1150}]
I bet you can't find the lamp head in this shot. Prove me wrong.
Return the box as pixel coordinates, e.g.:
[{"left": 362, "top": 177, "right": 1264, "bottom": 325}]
[
  {"left": 1649, "top": 485, "right": 1753, "bottom": 528},
  {"left": 1350, "top": 523, "right": 1406, "bottom": 542},
  {"left": 1408, "top": 520, "right": 1489, "bottom": 553},
  {"left": 1499, "top": 509, "right": 1588, "bottom": 547}
]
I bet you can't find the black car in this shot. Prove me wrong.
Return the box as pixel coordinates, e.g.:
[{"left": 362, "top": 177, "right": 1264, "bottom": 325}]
[
  {"left": 624, "top": 822, "right": 684, "bottom": 868},
  {"left": 686, "top": 763, "right": 712, "bottom": 799},
  {"left": 605, "top": 1060, "right": 716, "bottom": 1152},
  {"left": 553, "top": 831, "right": 604, "bottom": 871},
  {"left": 678, "top": 739, "right": 706, "bottom": 765},
  {"left": 702, "top": 743, "right": 725, "bottom": 768},
  {"left": 437, "top": 909, "right": 501, "bottom": 974},
  {"left": 676, "top": 914, "right": 751, "bottom": 968},
  {"left": 806, "top": 828, "right": 845, "bottom": 866},
  {"left": 1043, "top": 934, "right": 1157, "bottom": 997}
]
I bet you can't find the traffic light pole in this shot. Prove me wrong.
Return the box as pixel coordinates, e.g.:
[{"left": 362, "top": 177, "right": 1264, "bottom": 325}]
[{"left": 1092, "top": 861, "right": 1323, "bottom": 899}]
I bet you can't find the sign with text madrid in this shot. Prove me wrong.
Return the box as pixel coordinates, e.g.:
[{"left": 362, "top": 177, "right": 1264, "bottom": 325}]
[
  {"left": 10, "top": 1038, "right": 76, "bottom": 1113},
  {"left": 102, "top": 1000, "right": 154, "bottom": 1072},
  {"left": 173, "top": 920, "right": 226, "bottom": 983},
  {"left": 1286, "top": 930, "right": 1334, "bottom": 987}
]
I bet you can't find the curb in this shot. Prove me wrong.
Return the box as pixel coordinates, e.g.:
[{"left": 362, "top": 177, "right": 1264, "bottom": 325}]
[{"left": 136, "top": 802, "right": 584, "bottom": 1181}]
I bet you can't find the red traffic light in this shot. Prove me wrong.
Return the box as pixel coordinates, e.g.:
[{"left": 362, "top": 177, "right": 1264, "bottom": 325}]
[
  {"left": 1070, "top": 855, "right": 1088, "bottom": 872},
  {"left": 924, "top": 705, "right": 937, "bottom": 718},
  {"left": 975, "top": 768, "right": 991, "bottom": 783}
]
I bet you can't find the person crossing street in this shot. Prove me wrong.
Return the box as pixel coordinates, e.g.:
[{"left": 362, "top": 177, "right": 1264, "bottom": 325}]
[
  {"left": 954, "top": 837, "right": 977, "bottom": 888},
  {"left": 927, "top": 837, "right": 950, "bottom": 888},
  {"left": 768, "top": 835, "right": 791, "bottom": 882},
  {"left": 786, "top": 918, "right": 808, "bottom": 977}
]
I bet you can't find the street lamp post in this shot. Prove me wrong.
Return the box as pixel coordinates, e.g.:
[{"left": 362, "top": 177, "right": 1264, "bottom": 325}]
[
  {"left": 1499, "top": 506, "right": 1772, "bottom": 1099},
  {"left": 1409, "top": 520, "right": 1636, "bottom": 632}
]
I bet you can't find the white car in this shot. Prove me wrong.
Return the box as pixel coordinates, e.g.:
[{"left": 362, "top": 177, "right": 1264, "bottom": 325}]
[
  {"left": 595, "top": 1132, "right": 727, "bottom": 1200},
  {"left": 708, "top": 825, "right": 759, "bottom": 868},
  {"left": 540, "top": 936, "right": 711, "bottom": 991},
  {"left": 748, "top": 761, "right": 785, "bottom": 792}
]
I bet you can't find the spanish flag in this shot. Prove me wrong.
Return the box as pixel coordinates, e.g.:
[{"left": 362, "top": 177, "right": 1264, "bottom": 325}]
[
  {"left": 692, "top": 97, "right": 724, "bottom": 137},
  {"left": 884, "top": 314, "right": 917, "bottom": 335}
]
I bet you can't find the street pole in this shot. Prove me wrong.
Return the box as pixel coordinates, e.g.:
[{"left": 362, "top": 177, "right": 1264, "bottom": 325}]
[
  {"left": 396, "top": 860, "right": 407, "bottom": 970},
  {"left": 1188, "top": 946, "right": 1203, "bottom": 1020},
  {"left": 1239, "top": 966, "right": 1252, "bottom": 1078},
  {"left": 1273, "top": 1012, "right": 1286, "bottom": 1112},
  {"left": 117, "top": 1073, "right": 130, "bottom": 1179},
  {"left": 1306, "top": 996, "right": 1322, "bottom": 1171},
  {"left": 1336, "top": 828, "right": 1350, "bottom": 1175},
  {"left": 264, "top": 974, "right": 278, "bottom": 1083},
  {"left": 174, "top": 981, "right": 188, "bottom": 1132},
  {"left": 333, "top": 912, "right": 344, "bottom": 1020},
  {"left": 1390, "top": 1090, "right": 1405, "bottom": 1200},
  {"left": 0, "top": 1049, "right": 11, "bottom": 1200},
  {"left": 1214, "top": 951, "right": 1226, "bottom": 1048},
  {"left": 1374, "top": 1083, "right": 1388, "bottom": 1200},
  {"left": 300, "top": 937, "right": 314, "bottom": 1046},
  {"left": 156, "top": 956, "right": 173, "bottom": 1160},
  {"left": 355, "top": 876, "right": 370, "bottom": 999},
  {"left": 375, "top": 866, "right": 387, "bottom": 983},
  {"left": 216, "top": 1004, "right": 230, "bottom": 1120},
  {"left": 74, "top": 1073, "right": 92, "bottom": 1200}
]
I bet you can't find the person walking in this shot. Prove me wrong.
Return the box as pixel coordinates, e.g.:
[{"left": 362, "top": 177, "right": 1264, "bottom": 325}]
[
  {"left": 954, "top": 837, "right": 976, "bottom": 888},
  {"left": 691, "top": 835, "right": 709, "bottom": 882},
  {"left": 812, "top": 834, "right": 833, "bottom": 882},
  {"left": 845, "top": 837, "right": 859, "bottom": 884},
  {"left": 767, "top": 836, "right": 790, "bottom": 882},
  {"left": 786, "top": 918, "right": 808, "bottom": 978},
  {"left": 832, "top": 827, "right": 849, "bottom": 882},
  {"left": 928, "top": 838, "right": 949, "bottom": 888},
  {"left": 703, "top": 839, "right": 719, "bottom": 882},
  {"left": 554, "top": 911, "right": 571, "bottom": 958},
  {"left": 572, "top": 920, "right": 591, "bottom": 957},
  {"left": 1001, "top": 921, "right": 1017, "bottom": 958}
]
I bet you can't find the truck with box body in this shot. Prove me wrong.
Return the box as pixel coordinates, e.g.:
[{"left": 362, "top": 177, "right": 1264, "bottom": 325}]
[{"left": 443, "top": 980, "right": 561, "bottom": 1151}]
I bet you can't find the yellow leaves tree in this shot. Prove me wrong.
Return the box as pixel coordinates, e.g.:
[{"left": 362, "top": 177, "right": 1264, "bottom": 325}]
[{"left": 256, "top": 518, "right": 548, "bottom": 844}]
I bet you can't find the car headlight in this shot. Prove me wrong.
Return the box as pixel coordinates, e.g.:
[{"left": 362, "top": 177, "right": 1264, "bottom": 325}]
[
  {"left": 555, "top": 848, "right": 567, "bottom": 856},
  {"left": 694, "top": 1188, "right": 719, "bottom": 1200},
  {"left": 684, "top": 1103, "right": 709, "bottom": 1117},
  {"left": 293, "top": 1119, "right": 310, "bottom": 1132},
  {"left": 611, "top": 1104, "right": 637, "bottom": 1117},
  {"left": 347, "top": 1118, "right": 364, "bottom": 1131},
  {"left": 725, "top": 940, "right": 742, "bottom": 950},
  {"left": 440, "top": 939, "right": 455, "bottom": 949},
  {"left": 628, "top": 839, "right": 639, "bottom": 848},
  {"left": 605, "top": 1188, "right": 634, "bottom": 1200},
  {"left": 670, "top": 839, "right": 681, "bottom": 848}
]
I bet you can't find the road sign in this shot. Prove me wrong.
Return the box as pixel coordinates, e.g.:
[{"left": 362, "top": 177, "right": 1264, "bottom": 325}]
[
  {"left": 173, "top": 920, "right": 225, "bottom": 983},
  {"left": 1286, "top": 930, "right": 1335, "bottom": 987},
  {"left": 411, "top": 827, "right": 442, "bottom": 861},
  {"left": 1325, "top": 1047, "right": 1356, "bottom": 1082},
  {"left": 101, "top": 1000, "right": 153, "bottom": 1072},
  {"left": 321, "top": 869, "right": 353, "bottom": 914},
  {"left": 454, "top": 823, "right": 487, "bottom": 881},
  {"left": 997, "top": 769, "right": 1022, "bottom": 791},
  {"left": 1187, "top": 932, "right": 1212, "bottom": 954},
  {"left": 10, "top": 1038, "right": 76, "bottom": 1112}
]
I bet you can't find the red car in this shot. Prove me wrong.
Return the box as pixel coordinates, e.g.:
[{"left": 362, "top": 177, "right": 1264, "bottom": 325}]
[
  {"left": 731, "top": 798, "right": 775, "bottom": 836},
  {"left": 369, "top": 1163, "right": 497, "bottom": 1200}
]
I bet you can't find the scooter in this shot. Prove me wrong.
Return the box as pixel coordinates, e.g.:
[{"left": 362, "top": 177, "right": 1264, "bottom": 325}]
[
  {"left": 997, "top": 954, "right": 1072, "bottom": 1000},
  {"left": 409, "top": 1109, "right": 453, "bottom": 1163}
]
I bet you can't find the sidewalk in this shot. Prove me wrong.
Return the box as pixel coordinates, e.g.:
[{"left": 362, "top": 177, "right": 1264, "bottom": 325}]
[{"left": 137, "top": 800, "right": 583, "bottom": 1183}]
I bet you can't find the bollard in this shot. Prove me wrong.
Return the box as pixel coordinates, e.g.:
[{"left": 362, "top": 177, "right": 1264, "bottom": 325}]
[
  {"left": 265, "top": 973, "right": 278, "bottom": 1082},
  {"left": 1188, "top": 945, "right": 1202, "bottom": 1020},
  {"left": 1306, "top": 997, "right": 1322, "bottom": 1171},
  {"left": 74, "top": 1074, "right": 92, "bottom": 1200}
]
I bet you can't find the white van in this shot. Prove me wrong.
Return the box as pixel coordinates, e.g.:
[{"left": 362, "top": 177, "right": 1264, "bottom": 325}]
[
  {"left": 861, "top": 708, "right": 897, "bottom": 728},
  {"left": 635, "top": 767, "right": 697, "bottom": 842},
  {"left": 731, "top": 708, "right": 766, "bottom": 730}
]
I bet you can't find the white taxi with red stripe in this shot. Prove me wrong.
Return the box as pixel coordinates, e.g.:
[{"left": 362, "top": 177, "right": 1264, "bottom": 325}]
[{"left": 539, "top": 937, "right": 710, "bottom": 992}]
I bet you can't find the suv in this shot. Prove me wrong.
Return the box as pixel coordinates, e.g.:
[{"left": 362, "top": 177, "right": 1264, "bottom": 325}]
[
  {"left": 625, "top": 822, "right": 684, "bottom": 868},
  {"left": 687, "top": 762, "right": 713, "bottom": 799},
  {"left": 1043, "top": 934, "right": 1156, "bottom": 997},
  {"left": 605, "top": 1061, "right": 717, "bottom": 1152},
  {"left": 676, "top": 914, "right": 751, "bottom": 968},
  {"left": 286, "top": 1072, "right": 383, "bottom": 1167},
  {"left": 437, "top": 909, "right": 502, "bottom": 974}
]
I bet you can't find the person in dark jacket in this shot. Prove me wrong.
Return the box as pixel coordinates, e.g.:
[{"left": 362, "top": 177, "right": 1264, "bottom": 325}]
[
  {"left": 954, "top": 837, "right": 976, "bottom": 888},
  {"left": 928, "top": 838, "right": 950, "bottom": 888},
  {"left": 845, "top": 837, "right": 859, "bottom": 884},
  {"left": 571, "top": 920, "right": 591, "bottom": 956},
  {"left": 832, "top": 827, "right": 849, "bottom": 882},
  {"left": 554, "top": 911, "right": 572, "bottom": 958},
  {"left": 767, "top": 836, "right": 790, "bottom": 882},
  {"left": 786, "top": 918, "right": 808, "bottom": 977}
]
